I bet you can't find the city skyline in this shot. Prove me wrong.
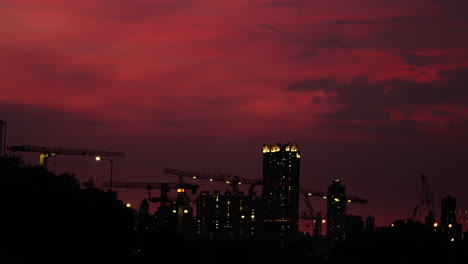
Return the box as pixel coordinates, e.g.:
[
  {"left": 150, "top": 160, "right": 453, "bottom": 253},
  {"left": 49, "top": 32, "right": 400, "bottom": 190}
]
[
  {"left": 3, "top": 138, "right": 467, "bottom": 232},
  {"left": 2, "top": 0, "right": 468, "bottom": 230}
]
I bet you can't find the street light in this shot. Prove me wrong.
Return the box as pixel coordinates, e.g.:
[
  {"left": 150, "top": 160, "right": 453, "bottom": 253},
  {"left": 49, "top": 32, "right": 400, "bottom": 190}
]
[{"left": 95, "top": 156, "right": 114, "bottom": 191}]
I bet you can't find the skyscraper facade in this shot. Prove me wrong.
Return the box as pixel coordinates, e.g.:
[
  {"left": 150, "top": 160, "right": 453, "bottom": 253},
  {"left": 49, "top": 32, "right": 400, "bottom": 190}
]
[
  {"left": 261, "top": 143, "right": 301, "bottom": 247},
  {"left": 327, "top": 178, "right": 346, "bottom": 240}
]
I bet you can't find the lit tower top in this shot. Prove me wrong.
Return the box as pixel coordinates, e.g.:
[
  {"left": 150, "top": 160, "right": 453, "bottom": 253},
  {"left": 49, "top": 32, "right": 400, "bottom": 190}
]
[
  {"left": 262, "top": 143, "right": 300, "bottom": 157},
  {"left": 262, "top": 143, "right": 301, "bottom": 191}
]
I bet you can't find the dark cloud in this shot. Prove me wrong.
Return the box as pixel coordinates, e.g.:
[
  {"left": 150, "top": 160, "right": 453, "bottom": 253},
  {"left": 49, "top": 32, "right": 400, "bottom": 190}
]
[
  {"left": 263, "top": 0, "right": 304, "bottom": 7},
  {"left": 398, "top": 53, "right": 446, "bottom": 67},
  {"left": 330, "top": 13, "right": 468, "bottom": 50},
  {"left": 315, "top": 37, "right": 348, "bottom": 49},
  {"left": 287, "top": 67, "right": 468, "bottom": 108},
  {"left": 286, "top": 67, "right": 468, "bottom": 137},
  {"left": 0, "top": 102, "right": 109, "bottom": 147},
  {"left": 330, "top": 15, "right": 427, "bottom": 26},
  {"left": 2, "top": 44, "right": 108, "bottom": 93},
  {"left": 286, "top": 78, "right": 337, "bottom": 91},
  {"left": 324, "top": 118, "right": 435, "bottom": 137},
  {"left": 91, "top": 0, "right": 192, "bottom": 22},
  {"left": 447, "top": 120, "right": 468, "bottom": 129},
  {"left": 292, "top": 50, "right": 318, "bottom": 60},
  {"left": 320, "top": 107, "right": 391, "bottom": 121},
  {"left": 257, "top": 23, "right": 297, "bottom": 39}
]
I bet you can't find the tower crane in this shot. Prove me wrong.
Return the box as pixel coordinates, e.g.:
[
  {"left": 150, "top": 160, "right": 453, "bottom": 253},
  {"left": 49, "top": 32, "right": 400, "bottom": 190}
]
[
  {"left": 163, "top": 167, "right": 262, "bottom": 194},
  {"left": 301, "top": 192, "right": 326, "bottom": 236},
  {"left": 420, "top": 173, "right": 436, "bottom": 224},
  {"left": 300, "top": 188, "right": 368, "bottom": 204},
  {"left": 7, "top": 144, "right": 125, "bottom": 168},
  {"left": 300, "top": 188, "right": 367, "bottom": 236},
  {"left": 102, "top": 181, "right": 198, "bottom": 207}
]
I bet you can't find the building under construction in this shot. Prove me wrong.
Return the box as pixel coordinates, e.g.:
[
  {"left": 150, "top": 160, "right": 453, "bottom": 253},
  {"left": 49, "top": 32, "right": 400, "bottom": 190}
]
[
  {"left": 116, "top": 143, "right": 370, "bottom": 246},
  {"left": 195, "top": 190, "right": 261, "bottom": 240}
]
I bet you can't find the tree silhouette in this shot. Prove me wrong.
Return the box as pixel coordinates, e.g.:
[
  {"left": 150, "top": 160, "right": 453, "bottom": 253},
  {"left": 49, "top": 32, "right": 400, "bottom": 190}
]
[{"left": 1, "top": 155, "right": 136, "bottom": 263}]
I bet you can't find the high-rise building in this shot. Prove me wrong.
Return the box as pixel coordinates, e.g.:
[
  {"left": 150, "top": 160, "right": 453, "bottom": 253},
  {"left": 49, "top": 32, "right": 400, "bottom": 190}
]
[
  {"left": 441, "top": 194, "right": 462, "bottom": 241},
  {"left": 195, "top": 190, "right": 260, "bottom": 240},
  {"left": 441, "top": 195, "right": 457, "bottom": 228},
  {"left": 0, "top": 120, "right": 6, "bottom": 157},
  {"left": 154, "top": 189, "right": 194, "bottom": 238},
  {"left": 261, "top": 143, "right": 301, "bottom": 247},
  {"left": 327, "top": 178, "right": 346, "bottom": 240}
]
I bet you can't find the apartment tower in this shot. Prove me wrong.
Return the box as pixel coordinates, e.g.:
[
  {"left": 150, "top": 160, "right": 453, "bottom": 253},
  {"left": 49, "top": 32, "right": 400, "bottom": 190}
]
[{"left": 261, "top": 143, "right": 301, "bottom": 247}]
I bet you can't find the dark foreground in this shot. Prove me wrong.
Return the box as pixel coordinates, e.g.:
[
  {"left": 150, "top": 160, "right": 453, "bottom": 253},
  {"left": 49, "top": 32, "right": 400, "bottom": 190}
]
[{"left": 2, "top": 155, "right": 467, "bottom": 263}]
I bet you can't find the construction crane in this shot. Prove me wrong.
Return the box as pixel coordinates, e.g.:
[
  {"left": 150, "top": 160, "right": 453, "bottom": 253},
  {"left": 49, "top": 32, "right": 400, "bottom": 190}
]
[
  {"left": 102, "top": 181, "right": 198, "bottom": 207},
  {"left": 7, "top": 144, "right": 125, "bottom": 168},
  {"left": 301, "top": 188, "right": 368, "bottom": 204},
  {"left": 163, "top": 167, "right": 262, "bottom": 194},
  {"left": 300, "top": 188, "right": 367, "bottom": 236},
  {"left": 420, "top": 173, "right": 436, "bottom": 224},
  {"left": 301, "top": 192, "right": 326, "bottom": 236}
]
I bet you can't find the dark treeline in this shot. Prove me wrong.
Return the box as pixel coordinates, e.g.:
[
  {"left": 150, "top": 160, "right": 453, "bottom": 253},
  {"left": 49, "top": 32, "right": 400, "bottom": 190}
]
[
  {"left": 328, "top": 221, "right": 468, "bottom": 262},
  {"left": 1, "top": 155, "right": 467, "bottom": 263},
  {"left": 1, "top": 155, "right": 134, "bottom": 263}
]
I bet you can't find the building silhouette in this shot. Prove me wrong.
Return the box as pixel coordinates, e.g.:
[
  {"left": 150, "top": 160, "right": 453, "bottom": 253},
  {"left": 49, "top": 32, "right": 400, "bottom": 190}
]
[
  {"left": 195, "top": 190, "right": 260, "bottom": 240},
  {"left": 261, "top": 143, "right": 301, "bottom": 247},
  {"left": 343, "top": 214, "right": 364, "bottom": 240},
  {"left": 440, "top": 194, "right": 462, "bottom": 242},
  {"left": 365, "top": 215, "right": 375, "bottom": 232},
  {"left": 327, "top": 178, "right": 346, "bottom": 240},
  {"left": 0, "top": 120, "right": 5, "bottom": 157}
]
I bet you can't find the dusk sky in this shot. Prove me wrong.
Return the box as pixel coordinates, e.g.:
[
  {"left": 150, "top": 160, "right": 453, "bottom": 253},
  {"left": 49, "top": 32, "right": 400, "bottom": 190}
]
[{"left": 2, "top": 0, "right": 468, "bottom": 230}]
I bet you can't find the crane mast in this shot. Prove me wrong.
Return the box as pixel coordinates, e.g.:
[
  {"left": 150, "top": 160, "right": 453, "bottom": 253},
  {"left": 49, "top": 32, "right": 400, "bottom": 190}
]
[{"left": 420, "top": 173, "right": 436, "bottom": 225}]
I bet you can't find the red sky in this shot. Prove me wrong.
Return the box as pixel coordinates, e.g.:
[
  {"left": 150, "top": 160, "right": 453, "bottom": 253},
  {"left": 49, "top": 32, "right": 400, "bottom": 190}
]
[{"left": 2, "top": 0, "right": 468, "bottom": 230}]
